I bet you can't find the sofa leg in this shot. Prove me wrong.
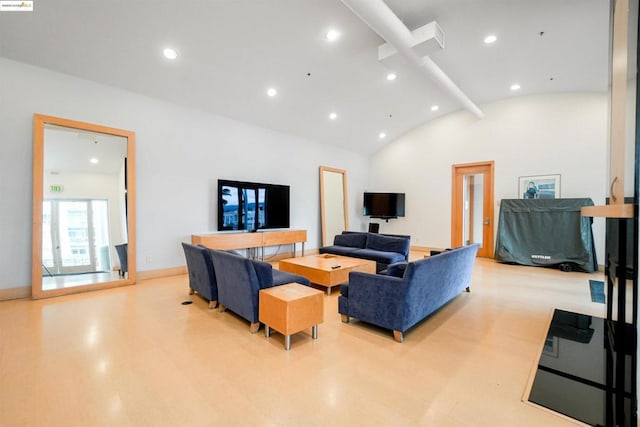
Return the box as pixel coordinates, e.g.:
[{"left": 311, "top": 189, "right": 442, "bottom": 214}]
[
  {"left": 218, "top": 304, "right": 226, "bottom": 313},
  {"left": 393, "top": 330, "right": 404, "bottom": 343},
  {"left": 189, "top": 288, "right": 195, "bottom": 295},
  {"left": 341, "top": 314, "right": 350, "bottom": 323},
  {"left": 208, "top": 300, "right": 216, "bottom": 309},
  {"left": 249, "top": 322, "right": 260, "bottom": 334},
  {"left": 465, "top": 286, "right": 471, "bottom": 293}
]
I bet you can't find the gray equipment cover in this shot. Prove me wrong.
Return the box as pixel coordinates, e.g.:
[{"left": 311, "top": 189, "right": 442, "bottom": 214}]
[{"left": 494, "top": 198, "right": 598, "bottom": 272}]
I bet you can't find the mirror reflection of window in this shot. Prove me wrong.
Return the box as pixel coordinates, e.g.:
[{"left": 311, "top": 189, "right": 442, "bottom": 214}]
[{"left": 41, "top": 199, "right": 111, "bottom": 288}]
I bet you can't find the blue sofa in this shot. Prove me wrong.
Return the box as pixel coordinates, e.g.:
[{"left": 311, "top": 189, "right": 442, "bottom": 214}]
[
  {"left": 339, "top": 244, "right": 479, "bottom": 342},
  {"left": 319, "top": 231, "right": 411, "bottom": 272},
  {"left": 182, "top": 242, "right": 218, "bottom": 308},
  {"left": 209, "top": 249, "right": 310, "bottom": 333}
]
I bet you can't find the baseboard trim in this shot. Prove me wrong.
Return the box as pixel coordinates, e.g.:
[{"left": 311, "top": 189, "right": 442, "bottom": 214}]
[
  {"left": 137, "top": 266, "right": 187, "bottom": 281},
  {"left": 0, "top": 286, "right": 31, "bottom": 301}
]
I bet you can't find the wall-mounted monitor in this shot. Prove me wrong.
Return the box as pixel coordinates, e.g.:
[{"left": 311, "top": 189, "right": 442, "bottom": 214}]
[
  {"left": 363, "top": 192, "right": 405, "bottom": 219},
  {"left": 218, "top": 179, "right": 290, "bottom": 231}
]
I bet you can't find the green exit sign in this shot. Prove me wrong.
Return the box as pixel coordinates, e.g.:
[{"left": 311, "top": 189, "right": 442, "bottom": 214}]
[{"left": 49, "top": 185, "right": 63, "bottom": 193}]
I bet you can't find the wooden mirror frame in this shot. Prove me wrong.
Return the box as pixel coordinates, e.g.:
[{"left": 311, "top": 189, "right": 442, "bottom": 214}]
[
  {"left": 32, "top": 114, "right": 136, "bottom": 299},
  {"left": 319, "top": 166, "right": 349, "bottom": 246}
]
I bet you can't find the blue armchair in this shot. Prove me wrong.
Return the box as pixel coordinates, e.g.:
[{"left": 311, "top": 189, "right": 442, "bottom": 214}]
[
  {"left": 209, "top": 249, "right": 311, "bottom": 333},
  {"left": 114, "top": 243, "right": 128, "bottom": 277},
  {"left": 339, "top": 244, "right": 479, "bottom": 342},
  {"left": 182, "top": 243, "right": 218, "bottom": 309}
]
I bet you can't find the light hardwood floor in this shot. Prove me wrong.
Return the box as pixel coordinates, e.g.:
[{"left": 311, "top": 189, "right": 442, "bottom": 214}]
[{"left": 0, "top": 254, "right": 605, "bottom": 426}]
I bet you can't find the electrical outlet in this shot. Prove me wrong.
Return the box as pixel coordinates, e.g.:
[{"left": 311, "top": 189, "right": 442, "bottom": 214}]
[{"left": 145, "top": 255, "right": 152, "bottom": 264}]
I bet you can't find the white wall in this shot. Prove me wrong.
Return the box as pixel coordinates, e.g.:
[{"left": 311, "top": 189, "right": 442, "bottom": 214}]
[
  {"left": 0, "top": 57, "right": 368, "bottom": 292},
  {"left": 368, "top": 93, "right": 608, "bottom": 262}
]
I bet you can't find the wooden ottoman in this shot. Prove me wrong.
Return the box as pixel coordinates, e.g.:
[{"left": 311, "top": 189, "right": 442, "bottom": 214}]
[{"left": 259, "top": 283, "right": 324, "bottom": 350}]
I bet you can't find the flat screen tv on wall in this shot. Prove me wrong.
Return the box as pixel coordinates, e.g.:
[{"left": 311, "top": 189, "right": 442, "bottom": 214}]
[
  {"left": 218, "top": 179, "right": 290, "bottom": 231},
  {"left": 363, "top": 192, "right": 405, "bottom": 219}
]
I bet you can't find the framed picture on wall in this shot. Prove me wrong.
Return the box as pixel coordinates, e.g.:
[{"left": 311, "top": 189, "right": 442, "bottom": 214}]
[{"left": 518, "top": 174, "right": 561, "bottom": 199}]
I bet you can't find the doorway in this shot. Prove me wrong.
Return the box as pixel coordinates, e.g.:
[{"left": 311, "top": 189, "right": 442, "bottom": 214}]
[{"left": 451, "top": 161, "right": 495, "bottom": 257}]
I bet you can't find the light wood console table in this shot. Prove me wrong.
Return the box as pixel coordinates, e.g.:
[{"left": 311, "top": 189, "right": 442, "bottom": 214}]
[{"left": 192, "top": 229, "right": 307, "bottom": 259}]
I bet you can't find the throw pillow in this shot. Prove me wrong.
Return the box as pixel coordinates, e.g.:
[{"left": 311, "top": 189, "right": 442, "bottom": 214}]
[
  {"left": 366, "top": 233, "right": 409, "bottom": 255},
  {"left": 334, "top": 232, "right": 367, "bottom": 248}
]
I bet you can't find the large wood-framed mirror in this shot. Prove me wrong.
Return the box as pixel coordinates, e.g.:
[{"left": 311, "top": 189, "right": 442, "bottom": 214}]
[
  {"left": 32, "top": 114, "right": 136, "bottom": 299},
  {"left": 319, "top": 166, "right": 349, "bottom": 246}
]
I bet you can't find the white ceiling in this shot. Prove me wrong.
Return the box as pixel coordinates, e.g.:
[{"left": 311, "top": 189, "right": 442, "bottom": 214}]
[{"left": 0, "top": 0, "right": 610, "bottom": 155}]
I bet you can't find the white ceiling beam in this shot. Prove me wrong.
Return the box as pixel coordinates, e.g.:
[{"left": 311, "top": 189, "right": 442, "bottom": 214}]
[
  {"left": 378, "top": 21, "right": 444, "bottom": 61},
  {"left": 340, "top": 0, "right": 484, "bottom": 119}
]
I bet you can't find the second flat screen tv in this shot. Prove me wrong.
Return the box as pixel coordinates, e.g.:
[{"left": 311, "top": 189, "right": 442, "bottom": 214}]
[
  {"left": 218, "top": 179, "right": 290, "bottom": 231},
  {"left": 363, "top": 192, "right": 405, "bottom": 219}
]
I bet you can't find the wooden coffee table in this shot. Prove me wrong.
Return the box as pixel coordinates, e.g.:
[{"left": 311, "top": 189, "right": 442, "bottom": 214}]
[{"left": 278, "top": 254, "right": 376, "bottom": 295}]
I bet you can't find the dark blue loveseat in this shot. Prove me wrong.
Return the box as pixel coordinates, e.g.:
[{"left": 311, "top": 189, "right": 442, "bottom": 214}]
[
  {"left": 339, "top": 243, "right": 479, "bottom": 342},
  {"left": 319, "top": 231, "right": 410, "bottom": 272}
]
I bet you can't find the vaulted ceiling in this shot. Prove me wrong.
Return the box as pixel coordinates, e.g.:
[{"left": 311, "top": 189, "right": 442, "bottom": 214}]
[{"left": 0, "top": 0, "right": 610, "bottom": 155}]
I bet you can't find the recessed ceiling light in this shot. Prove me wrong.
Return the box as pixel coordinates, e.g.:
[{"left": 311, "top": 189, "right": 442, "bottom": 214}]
[
  {"left": 163, "top": 48, "right": 178, "bottom": 60},
  {"left": 386, "top": 73, "right": 397, "bottom": 81},
  {"left": 325, "top": 29, "right": 340, "bottom": 42},
  {"left": 329, "top": 112, "right": 338, "bottom": 120},
  {"left": 484, "top": 35, "right": 497, "bottom": 44},
  {"left": 90, "top": 158, "right": 99, "bottom": 164},
  {"left": 379, "top": 132, "right": 386, "bottom": 139},
  {"left": 266, "top": 87, "right": 277, "bottom": 97},
  {"left": 510, "top": 83, "right": 521, "bottom": 91},
  {"left": 431, "top": 105, "right": 439, "bottom": 112}
]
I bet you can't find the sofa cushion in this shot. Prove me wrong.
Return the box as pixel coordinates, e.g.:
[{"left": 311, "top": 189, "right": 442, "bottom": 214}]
[
  {"left": 334, "top": 232, "right": 367, "bottom": 248},
  {"left": 366, "top": 233, "right": 410, "bottom": 257},
  {"left": 386, "top": 262, "right": 408, "bottom": 278},
  {"left": 352, "top": 248, "right": 406, "bottom": 265},
  {"left": 319, "top": 245, "right": 360, "bottom": 256}
]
